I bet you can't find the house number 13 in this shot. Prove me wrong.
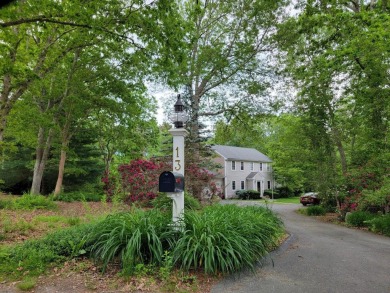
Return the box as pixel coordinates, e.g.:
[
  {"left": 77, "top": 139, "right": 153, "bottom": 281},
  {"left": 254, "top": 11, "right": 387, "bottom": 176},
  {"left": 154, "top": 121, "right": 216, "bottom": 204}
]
[{"left": 175, "top": 147, "right": 181, "bottom": 171}]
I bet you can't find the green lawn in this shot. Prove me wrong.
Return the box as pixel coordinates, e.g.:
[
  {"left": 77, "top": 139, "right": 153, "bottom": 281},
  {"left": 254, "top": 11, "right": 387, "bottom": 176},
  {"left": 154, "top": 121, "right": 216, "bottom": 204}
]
[{"left": 266, "top": 197, "right": 300, "bottom": 204}]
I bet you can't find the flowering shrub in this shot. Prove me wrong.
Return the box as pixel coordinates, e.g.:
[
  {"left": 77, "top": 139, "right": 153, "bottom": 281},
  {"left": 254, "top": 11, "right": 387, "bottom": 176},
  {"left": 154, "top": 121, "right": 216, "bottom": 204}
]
[
  {"left": 339, "top": 196, "right": 358, "bottom": 214},
  {"left": 118, "top": 159, "right": 165, "bottom": 203},
  {"left": 185, "top": 163, "right": 217, "bottom": 200},
  {"left": 101, "top": 171, "right": 118, "bottom": 199},
  {"left": 338, "top": 170, "right": 380, "bottom": 217},
  {"left": 102, "top": 158, "right": 218, "bottom": 204},
  {"left": 209, "top": 181, "right": 224, "bottom": 199}
]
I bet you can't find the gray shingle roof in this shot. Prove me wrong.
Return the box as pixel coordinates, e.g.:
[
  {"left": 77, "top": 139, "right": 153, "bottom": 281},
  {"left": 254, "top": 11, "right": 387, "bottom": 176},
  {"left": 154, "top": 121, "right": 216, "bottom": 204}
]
[
  {"left": 212, "top": 145, "right": 272, "bottom": 163},
  {"left": 246, "top": 172, "right": 258, "bottom": 179}
]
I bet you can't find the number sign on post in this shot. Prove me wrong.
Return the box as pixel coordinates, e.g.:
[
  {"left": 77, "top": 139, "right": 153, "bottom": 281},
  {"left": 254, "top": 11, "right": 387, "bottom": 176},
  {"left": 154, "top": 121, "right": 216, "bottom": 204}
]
[{"left": 170, "top": 129, "right": 187, "bottom": 176}]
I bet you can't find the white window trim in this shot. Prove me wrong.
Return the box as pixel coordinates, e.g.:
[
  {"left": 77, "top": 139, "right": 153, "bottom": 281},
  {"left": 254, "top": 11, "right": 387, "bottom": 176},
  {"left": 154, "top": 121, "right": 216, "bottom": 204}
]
[
  {"left": 250, "top": 162, "right": 254, "bottom": 171},
  {"left": 232, "top": 180, "right": 236, "bottom": 190},
  {"left": 240, "top": 161, "right": 244, "bottom": 171},
  {"left": 241, "top": 181, "right": 245, "bottom": 190},
  {"left": 231, "top": 161, "right": 236, "bottom": 171},
  {"left": 259, "top": 162, "right": 263, "bottom": 171}
]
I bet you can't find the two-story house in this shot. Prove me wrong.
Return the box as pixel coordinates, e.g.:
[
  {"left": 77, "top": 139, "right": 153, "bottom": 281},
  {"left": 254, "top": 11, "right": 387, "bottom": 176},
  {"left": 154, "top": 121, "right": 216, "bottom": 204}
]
[{"left": 211, "top": 145, "right": 274, "bottom": 199}]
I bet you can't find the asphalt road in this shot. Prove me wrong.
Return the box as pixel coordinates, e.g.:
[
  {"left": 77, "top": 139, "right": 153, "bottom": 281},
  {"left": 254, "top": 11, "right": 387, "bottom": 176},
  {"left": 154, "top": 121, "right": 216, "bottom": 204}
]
[{"left": 211, "top": 201, "right": 390, "bottom": 293}]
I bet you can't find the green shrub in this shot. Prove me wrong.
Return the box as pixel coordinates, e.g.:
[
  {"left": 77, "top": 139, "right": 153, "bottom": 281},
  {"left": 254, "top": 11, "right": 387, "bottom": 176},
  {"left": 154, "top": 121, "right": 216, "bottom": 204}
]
[
  {"left": 346, "top": 211, "right": 375, "bottom": 227},
  {"left": 263, "top": 189, "right": 280, "bottom": 199},
  {"left": 151, "top": 192, "right": 201, "bottom": 211},
  {"left": 172, "top": 204, "right": 283, "bottom": 274},
  {"left": 306, "top": 206, "right": 326, "bottom": 216},
  {"left": 366, "top": 214, "right": 390, "bottom": 236},
  {"left": 235, "top": 190, "right": 261, "bottom": 200},
  {"left": 87, "top": 205, "right": 284, "bottom": 275},
  {"left": 275, "top": 186, "right": 294, "bottom": 198},
  {"left": 11, "top": 194, "right": 57, "bottom": 210},
  {"left": 88, "top": 209, "right": 172, "bottom": 273},
  {"left": 320, "top": 194, "right": 338, "bottom": 213}
]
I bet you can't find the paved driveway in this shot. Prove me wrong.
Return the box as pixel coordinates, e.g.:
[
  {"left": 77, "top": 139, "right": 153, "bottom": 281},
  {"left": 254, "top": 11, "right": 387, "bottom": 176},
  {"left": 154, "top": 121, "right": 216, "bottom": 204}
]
[{"left": 211, "top": 201, "right": 390, "bottom": 293}]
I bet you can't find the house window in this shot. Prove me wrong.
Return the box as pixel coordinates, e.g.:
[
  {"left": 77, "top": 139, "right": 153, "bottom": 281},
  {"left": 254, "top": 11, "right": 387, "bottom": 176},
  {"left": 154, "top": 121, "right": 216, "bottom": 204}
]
[
  {"left": 232, "top": 181, "right": 236, "bottom": 190},
  {"left": 250, "top": 162, "right": 254, "bottom": 171},
  {"left": 241, "top": 181, "right": 245, "bottom": 190},
  {"left": 240, "top": 161, "right": 244, "bottom": 170},
  {"left": 267, "top": 164, "right": 271, "bottom": 172},
  {"left": 267, "top": 181, "right": 271, "bottom": 189},
  {"left": 259, "top": 163, "right": 263, "bottom": 171},
  {"left": 232, "top": 161, "right": 236, "bottom": 171}
]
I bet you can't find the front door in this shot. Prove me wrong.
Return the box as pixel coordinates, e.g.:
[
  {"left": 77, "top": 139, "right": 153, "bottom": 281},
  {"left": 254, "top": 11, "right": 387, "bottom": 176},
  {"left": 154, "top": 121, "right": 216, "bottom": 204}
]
[{"left": 257, "top": 181, "right": 261, "bottom": 192}]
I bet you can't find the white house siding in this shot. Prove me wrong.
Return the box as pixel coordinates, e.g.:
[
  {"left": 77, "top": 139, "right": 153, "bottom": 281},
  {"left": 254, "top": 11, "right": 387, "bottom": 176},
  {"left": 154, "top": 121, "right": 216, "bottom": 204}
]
[
  {"left": 223, "top": 160, "right": 274, "bottom": 198},
  {"left": 211, "top": 145, "right": 274, "bottom": 199}
]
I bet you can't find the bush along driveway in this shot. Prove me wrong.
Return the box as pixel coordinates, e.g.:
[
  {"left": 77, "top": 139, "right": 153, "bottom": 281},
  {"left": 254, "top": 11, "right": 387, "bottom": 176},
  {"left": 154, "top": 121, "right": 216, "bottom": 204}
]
[{"left": 213, "top": 201, "right": 390, "bottom": 293}]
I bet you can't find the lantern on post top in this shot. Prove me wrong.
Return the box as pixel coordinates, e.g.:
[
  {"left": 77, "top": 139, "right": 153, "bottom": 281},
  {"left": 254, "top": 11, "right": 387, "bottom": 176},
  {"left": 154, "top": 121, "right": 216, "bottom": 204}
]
[{"left": 169, "top": 94, "right": 188, "bottom": 129}]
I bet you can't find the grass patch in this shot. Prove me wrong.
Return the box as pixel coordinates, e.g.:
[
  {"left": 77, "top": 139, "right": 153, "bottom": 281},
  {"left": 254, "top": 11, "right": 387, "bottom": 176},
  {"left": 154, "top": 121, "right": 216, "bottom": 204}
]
[
  {"left": 0, "top": 223, "right": 97, "bottom": 280},
  {"left": 270, "top": 197, "right": 300, "bottom": 204},
  {"left": 54, "top": 191, "right": 104, "bottom": 202},
  {"left": 17, "top": 277, "right": 37, "bottom": 291},
  {"left": 0, "top": 202, "right": 285, "bottom": 287},
  {"left": 0, "top": 198, "right": 12, "bottom": 209}
]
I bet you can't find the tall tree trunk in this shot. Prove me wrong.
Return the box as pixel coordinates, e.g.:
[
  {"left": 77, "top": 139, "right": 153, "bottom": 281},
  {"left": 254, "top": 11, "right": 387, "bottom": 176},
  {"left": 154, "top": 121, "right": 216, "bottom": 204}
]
[
  {"left": 332, "top": 126, "right": 348, "bottom": 176},
  {"left": 31, "top": 127, "right": 53, "bottom": 194},
  {"left": 53, "top": 147, "right": 67, "bottom": 196},
  {"left": 53, "top": 49, "right": 80, "bottom": 196}
]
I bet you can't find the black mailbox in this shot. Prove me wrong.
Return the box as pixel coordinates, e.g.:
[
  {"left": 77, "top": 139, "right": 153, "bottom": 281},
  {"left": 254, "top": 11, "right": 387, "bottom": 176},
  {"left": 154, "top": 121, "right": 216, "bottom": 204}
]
[{"left": 159, "top": 171, "right": 185, "bottom": 192}]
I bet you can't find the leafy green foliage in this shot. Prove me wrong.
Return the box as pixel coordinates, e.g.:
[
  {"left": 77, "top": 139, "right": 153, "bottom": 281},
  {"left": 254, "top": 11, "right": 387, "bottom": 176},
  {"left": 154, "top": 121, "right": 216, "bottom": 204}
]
[
  {"left": 366, "top": 214, "right": 390, "bottom": 236},
  {"left": 346, "top": 211, "right": 375, "bottom": 227},
  {"left": 0, "top": 198, "right": 12, "bottom": 209},
  {"left": 359, "top": 177, "right": 390, "bottom": 213},
  {"left": 89, "top": 209, "right": 172, "bottom": 273},
  {"left": 16, "top": 278, "right": 37, "bottom": 291},
  {"left": 235, "top": 190, "right": 261, "bottom": 200},
  {"left": 306, "top": 206, "right": 326, "bottom": 216},
  {"left": 54, "top": 191, "right": 103, "bottom": 203},
  {"left": 0, "top": 223, "right": 96, "bottom": 280},
  {"left": 275, "top": 1, "right": 390, "bottom": 212},
  {"left": 151, "top": 192, "right": 201, "bottom": 211},
  {"left": 172, "top": 205, "right": 283, "bottom": 274},
  {"left": 8, "top": 194, "right": 57, "bottom": 210}
]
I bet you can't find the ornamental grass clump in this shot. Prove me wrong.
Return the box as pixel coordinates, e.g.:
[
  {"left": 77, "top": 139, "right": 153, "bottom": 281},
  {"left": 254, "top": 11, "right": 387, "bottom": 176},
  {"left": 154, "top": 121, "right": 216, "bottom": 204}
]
[
  {"left": 172, "top": 204, "right": 283, "bottom": 274},
  {"left": 89, "top": 209, "right": 172, "bottom": 273}
]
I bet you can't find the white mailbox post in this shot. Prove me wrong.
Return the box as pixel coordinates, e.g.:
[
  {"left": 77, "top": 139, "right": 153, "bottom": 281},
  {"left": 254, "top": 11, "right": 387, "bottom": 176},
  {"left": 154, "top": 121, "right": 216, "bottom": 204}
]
[{"left": 168, "top": 95, "right": 188, "bottom": 228}]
